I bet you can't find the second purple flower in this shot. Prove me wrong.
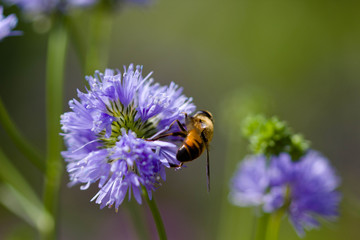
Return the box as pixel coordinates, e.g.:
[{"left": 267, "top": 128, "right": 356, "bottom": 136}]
[{"left": 230, "top": 151, "right": 341, "bottom": 236}]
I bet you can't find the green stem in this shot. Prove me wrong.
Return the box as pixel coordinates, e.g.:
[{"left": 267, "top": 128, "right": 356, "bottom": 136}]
[
  {"left": 0, "top": 97, "right": 45, "bottom": 173},
  {"left": 42, "top": 16, "right": 68, "bottom": 240},
  {"left": 265, "top": 186, "right": 290, "bottom": 240},
  {"left": 265, "top": 210, "right": 284, "bottom": 240},
  {"left": 142, "top": 189, "right": 167, "bottom": 240},
  {"left": 85, "top": 3, "right": 113, "bottom": 75},
  {"left": 254, "top": 212, "right": 270, "bottom": 240}
]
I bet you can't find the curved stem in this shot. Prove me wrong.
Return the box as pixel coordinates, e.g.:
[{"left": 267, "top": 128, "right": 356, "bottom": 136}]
[
  {"left": 0, "top": 97, "right": 45, "bottom": 173},
  {"left": 142, "top": 189, "right": 167, "bottom": 240},
  {"left": 42, "top": 16, "right": 68, "bottom": 240}
]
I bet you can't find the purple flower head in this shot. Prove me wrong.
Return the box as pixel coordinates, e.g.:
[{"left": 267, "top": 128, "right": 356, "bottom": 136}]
[
  {"left": 230, "top": 151, "right": 341, "bottom": 236},
  {"left": 61, "top": 64, "right": 195, "bottom": 210},
  {"left": 0, "top": 6, "right": 21, "bottom": 41}
]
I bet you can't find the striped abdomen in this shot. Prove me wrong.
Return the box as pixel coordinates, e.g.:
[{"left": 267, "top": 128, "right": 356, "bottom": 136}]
[{"left": 176, "top": 129, "right": 205, "bottom": 162}]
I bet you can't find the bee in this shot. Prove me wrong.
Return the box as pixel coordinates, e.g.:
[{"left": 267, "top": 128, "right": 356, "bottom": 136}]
[{"left": 150, "top": 110, "right": 214, "bottom": 192}]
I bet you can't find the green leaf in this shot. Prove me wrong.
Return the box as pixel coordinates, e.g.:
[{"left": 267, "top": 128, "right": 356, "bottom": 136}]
[
  {"left": 0, "top": 149, "right": 54, "bottom": 235},
  {"left": 0, "top": 184, "right": 54, "bottom": 235},
  {"left": 0, "top": 148, "right": 39, "bottom": 205}
]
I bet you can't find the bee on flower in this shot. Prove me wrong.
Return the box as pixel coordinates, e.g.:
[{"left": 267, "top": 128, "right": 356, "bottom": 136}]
[{"left": 61, "top": 64, "right": 195, "bottom": 210}]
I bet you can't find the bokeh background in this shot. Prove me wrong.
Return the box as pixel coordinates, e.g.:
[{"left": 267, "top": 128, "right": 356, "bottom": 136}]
[{"left": 1, "top": 0, "right": 360, "bottom": 239}]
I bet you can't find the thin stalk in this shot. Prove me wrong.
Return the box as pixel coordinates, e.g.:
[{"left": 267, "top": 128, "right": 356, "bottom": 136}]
[
  {"left": 265, "top": 210, "right": 284, "bottom": 240},
  {"left": 142, "top": 189, "right": 167, "bottom": 240},
  {"left": 254, "top": 213, "right": 270, "bottom": 240},
  {"left": 264, "top": 187, "right": 289, "bottom": 240},
  {"left": 0, "top": 97, "right": 45, "bottom": 172},
  {"left": 85, "top": 3, "right": 113, "bottom": 75},
  {"left": 42, "top": 16, "right": 68, "bottom": 240}
]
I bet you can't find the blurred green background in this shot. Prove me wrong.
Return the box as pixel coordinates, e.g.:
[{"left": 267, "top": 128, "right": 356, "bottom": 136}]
[{"left": 1, "top": 0, "right": 360, "bottom": 239}]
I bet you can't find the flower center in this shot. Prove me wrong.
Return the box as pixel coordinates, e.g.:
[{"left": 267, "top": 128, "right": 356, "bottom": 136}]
[{"left": 98, "top": 102, "right": 157, "bottom": 148}]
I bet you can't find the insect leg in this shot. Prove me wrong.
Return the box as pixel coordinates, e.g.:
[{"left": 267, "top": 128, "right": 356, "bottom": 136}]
[
  {"left": 175, "top": 119, "right": 186, "bottom": 132},
  {"left": 164, "top": 119, "right": 187, "bottom": 132},
  {"left": 149, "top": 119, "right": 186, "bottom": 139},
  {"left": 147, "top": 118, "right": 187, "bottom": 141},
  {"left": 169, "top": 162, "right": 184, "bottom": 168},
  {"left": 147, "top": 131, "right": 187, "bottom": 141}
]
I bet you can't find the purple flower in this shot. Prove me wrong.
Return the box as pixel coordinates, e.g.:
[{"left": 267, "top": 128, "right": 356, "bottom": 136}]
[
  {"left": 61, "top": 64, "right": 195, "bottom": 210},
  {"left": 0, "top": 6, "right": 21, "bottom": 41},
  {"left": 230, "top": 151, "right": 341, "bottom": 236}
]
